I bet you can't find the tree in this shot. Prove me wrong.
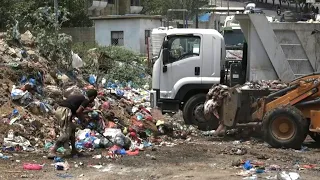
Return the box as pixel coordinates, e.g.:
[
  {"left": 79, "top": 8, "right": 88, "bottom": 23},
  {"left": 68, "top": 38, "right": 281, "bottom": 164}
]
[
  {"left": 25, "top": 6, "right": 73, "bottom": 68},
  {"left": 141, "top": 0, "right": 208, "bottom": 18},
  {"left": 0, "top": 0, "right": 92, "bottom": 30}
]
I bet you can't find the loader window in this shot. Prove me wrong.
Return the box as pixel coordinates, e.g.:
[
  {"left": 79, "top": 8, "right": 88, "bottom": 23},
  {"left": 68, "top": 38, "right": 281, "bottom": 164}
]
[{"left": 167, "top": 36, "right": 201, "bottom": 63}]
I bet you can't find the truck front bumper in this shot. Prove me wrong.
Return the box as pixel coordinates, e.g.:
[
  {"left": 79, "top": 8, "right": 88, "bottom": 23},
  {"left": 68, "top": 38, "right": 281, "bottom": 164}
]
[{"left": 150, "top": 89, "right": 180, "bottom": 113}]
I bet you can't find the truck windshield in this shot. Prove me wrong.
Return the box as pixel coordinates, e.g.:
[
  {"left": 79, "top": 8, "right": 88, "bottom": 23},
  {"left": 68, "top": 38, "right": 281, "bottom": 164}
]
[{"left": 223, "top": 29, "right": 245, "bottom": 46}]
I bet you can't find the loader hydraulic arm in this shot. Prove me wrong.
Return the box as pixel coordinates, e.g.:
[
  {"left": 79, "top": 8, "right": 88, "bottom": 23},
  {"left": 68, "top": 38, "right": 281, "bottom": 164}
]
[{"left": 252, "top": 77, "right": 320, "bottom": 121}]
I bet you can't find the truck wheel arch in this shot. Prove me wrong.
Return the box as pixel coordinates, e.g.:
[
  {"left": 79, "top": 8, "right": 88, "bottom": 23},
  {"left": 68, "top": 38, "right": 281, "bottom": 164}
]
[{"left": 174, "top": 84, "right": 213, "bottom": 109}]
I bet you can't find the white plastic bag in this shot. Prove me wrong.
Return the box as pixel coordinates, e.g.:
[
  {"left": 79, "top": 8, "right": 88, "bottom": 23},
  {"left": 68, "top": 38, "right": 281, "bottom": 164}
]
[
  {"left": 71, "top": 51, "right": 83, "bottom": 69},
  {"left": 11, "top": 85, "right": 27, "bottom": 100}
]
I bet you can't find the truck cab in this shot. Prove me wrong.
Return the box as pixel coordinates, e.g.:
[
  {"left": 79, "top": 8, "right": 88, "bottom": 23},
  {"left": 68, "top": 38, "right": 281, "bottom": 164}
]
[{"left": 150, "top": 29, "right": 225, "bottom": 130}]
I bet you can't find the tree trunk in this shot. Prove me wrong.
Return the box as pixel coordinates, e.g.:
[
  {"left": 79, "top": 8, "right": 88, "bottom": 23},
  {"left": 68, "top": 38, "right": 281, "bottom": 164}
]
[
  {"left": 265, "top": 0, "right": 268, "bottom": 3},
  {"left": 279, "top": 0, "right": 282, "bottom": 7},
  {"left": 272, "top": 0, "right": 275, "bottom": 6}
]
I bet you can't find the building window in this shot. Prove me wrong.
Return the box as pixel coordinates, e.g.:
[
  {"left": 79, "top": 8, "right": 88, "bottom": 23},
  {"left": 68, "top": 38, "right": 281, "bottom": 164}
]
[
  {"left": 111, "top": 31, "right": 124, "bottom": 46},
  {"left": 145, "top": 30, "right": 151, "bottom": 45},
  {"left": 108, "top": 0, "right": 115, "bottom": 4}
]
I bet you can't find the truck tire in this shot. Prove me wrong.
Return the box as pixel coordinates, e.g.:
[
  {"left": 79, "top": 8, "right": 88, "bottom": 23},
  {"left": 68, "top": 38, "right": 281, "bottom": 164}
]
[
  {"left": 262, "top": 105, "right": 308, "bottom": 149},
  {"left": 183, "top": 94, "right": 219, "bottom": 131}
]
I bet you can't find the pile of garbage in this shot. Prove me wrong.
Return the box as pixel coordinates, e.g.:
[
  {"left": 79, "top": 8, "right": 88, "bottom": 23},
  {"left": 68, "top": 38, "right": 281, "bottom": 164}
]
[
  {"left": 0, "top": 31, "right": 201, "bottom": 158},
  {"left": 204, "top": 80, "right": 287, "bottom": 119}
]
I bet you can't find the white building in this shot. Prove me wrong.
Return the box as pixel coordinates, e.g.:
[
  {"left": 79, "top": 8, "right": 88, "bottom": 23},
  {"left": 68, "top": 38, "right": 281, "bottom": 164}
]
[{"left": 91, "top": 15, "right": 163, "bottom": 54}]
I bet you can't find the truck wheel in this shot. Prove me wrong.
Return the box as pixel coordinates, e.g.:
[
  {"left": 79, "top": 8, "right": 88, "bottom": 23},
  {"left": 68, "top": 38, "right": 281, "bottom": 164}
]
[
  {"left": 183, "top": 94, "right": 219, "bottom": 131},
  {"left": 263, "top": 105, "right": 308, "bottom": 149},
  {"left": 309, "top": 132, "right": 320, "bottom": 143}
]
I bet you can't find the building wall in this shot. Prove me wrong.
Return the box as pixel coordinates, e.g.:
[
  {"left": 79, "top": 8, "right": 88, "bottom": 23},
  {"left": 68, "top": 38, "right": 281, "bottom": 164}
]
[
  {"left": 60, "top": 27, "right": 95, "bottom": 43},
  {"left": 94, "top": 18, "right": 162, "bottom": 54},
  {"left": 138, "top": 19, "right": 162, "bottom": 54}
]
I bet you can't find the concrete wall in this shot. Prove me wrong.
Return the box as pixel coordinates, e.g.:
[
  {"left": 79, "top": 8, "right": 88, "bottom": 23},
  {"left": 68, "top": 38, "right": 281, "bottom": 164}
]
[
  {"left": 60, "top": 27, "right": 95, "bottom": 43},
  {"left": 94, "top": 18, "right": 162, "bottom": 54}
]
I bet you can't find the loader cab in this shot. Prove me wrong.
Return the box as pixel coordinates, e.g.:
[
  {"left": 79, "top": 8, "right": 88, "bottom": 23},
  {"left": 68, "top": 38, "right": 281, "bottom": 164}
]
[{"left": 150, "top": 29, "right": 225, "bottom": 130}]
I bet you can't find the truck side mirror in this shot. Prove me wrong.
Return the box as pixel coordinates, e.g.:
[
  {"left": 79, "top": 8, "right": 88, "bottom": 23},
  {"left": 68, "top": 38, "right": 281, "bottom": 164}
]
[{"left": 163, "top": 48, "right": 170, "bottom": 64}]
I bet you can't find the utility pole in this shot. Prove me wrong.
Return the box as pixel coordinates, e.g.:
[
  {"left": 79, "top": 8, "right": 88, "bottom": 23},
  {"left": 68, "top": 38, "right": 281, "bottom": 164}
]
[
  {"left": 227, "top": 0, "right": 230, "bottom": 15},
  {"left": 54, "top": 0, "right": 58, "bottom": 30},
  {"left": 195, "top": 0, "right": 199, "bottom": 28},
  {"left": 182, "top": 0, "right": 186, "bottom": 28}
]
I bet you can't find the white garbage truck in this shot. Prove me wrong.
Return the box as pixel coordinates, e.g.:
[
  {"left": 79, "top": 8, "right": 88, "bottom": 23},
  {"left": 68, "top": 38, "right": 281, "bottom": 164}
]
[{"left": 150, "top": 14, "right": 320, "bottom": 130}]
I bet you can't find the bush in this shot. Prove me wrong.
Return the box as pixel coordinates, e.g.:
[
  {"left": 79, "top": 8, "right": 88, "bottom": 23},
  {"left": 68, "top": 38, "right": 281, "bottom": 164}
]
[{"left": 73, "top": 45, "right": 151, "bottom": 88}]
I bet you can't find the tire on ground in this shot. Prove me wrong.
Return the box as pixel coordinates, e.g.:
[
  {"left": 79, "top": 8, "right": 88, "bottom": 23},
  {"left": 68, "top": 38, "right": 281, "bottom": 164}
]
[
  {"left": 183, "top": 94, "right": 219, "bottom": 131},
  {"left": 262, "top": 105, "right": 308, "bottom": 149}
]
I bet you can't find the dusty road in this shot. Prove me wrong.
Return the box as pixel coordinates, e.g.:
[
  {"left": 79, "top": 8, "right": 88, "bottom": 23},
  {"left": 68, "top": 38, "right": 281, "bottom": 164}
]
[{"left": 1, "top": 136, "right": 320, "bottom": 180}]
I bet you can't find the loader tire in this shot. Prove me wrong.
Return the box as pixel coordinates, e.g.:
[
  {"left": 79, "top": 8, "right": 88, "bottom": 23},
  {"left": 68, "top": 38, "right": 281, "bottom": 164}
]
[
  {"left": 183, "top": 94, "right": 219, "bottom": 131},
  {"left": 263, "top": 105, "right": 308, "bottom": 149}
]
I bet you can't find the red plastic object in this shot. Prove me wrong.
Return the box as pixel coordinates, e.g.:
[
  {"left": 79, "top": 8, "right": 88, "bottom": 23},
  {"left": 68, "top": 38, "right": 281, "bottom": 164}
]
[
  {"left": 145, "top": 115, "right": 153, "bottom": 121},
  {"left": 23, "top": 163, "right": 43, "bottom": 170},
  {"left": 126, "top": 149, "right": 139, "bottom": 156}
]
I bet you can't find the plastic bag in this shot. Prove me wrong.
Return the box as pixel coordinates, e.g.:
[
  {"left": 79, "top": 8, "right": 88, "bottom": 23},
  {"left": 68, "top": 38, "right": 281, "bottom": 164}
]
[
  {"left": 23, "top": 163, "right": 43, "bottom": 170},
  {"left": 71, "top": 51, "right": 83, "bottom": 69},
  {"left": 89, "top": 74, "right": 97, "bottom": 85},
  {"left": 11, "top": 86, "right": 26, "bottom": 100}
]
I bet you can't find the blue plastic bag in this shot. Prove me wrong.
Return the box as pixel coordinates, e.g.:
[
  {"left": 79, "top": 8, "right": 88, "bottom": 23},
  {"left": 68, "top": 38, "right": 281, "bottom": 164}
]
[
  {"left": 89, "top": 75, "right": 96, "bottom": 85},
  {"left": 29, "top": 78, "right": 36, "bottom": 87},
  {"left": 243, "top": 160, "right": 253, "bottom": 170},
  {"left": 20, "top": 76, "right": 27, "bottom": 84},
  {"left": 116, "top": 149, "right": 126, "bottom": 155},
  {"left": 116, "top": 89, "right": 124, "bottom": 97}
]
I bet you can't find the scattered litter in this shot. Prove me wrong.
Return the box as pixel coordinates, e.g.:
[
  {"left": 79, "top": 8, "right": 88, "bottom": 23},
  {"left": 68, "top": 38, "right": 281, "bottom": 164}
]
[
  {"left": 277, "top": 171, "right": 301, "bottom": 180},
  {"left": 54, "top": 157, "right": 64, "bottom": 162},
  {"left": 23, "top": 163, "right": 43, "bottom": 170},
  {"left": 55, "top": 162, "right": 70, "bottom": 171},
  {"left": 56, "top": 173, "right": 73, "bottom": 178}
]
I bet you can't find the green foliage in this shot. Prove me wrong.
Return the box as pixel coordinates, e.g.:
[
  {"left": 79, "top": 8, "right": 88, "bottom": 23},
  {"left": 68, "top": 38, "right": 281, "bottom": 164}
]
[
  {"left": 58, "top": 0, "right": 93, "bottom": 27},
  {"left": 0, "top": 0, "right": 92, "bottom": 29},
  {"left": 25, "top": 6, "right": 73, "bottom": 68},
  {"left": 141, "top": 0, "right": 208, "bottom": 18},
  {"left": 0, "top": 0, "right": 35, "bottom": 29},
  {"left": 72, "top": 42, "right": 98, "bottom": 59},
  {"left": 74, "top": 45, "right": 150, "bottom": 87}
]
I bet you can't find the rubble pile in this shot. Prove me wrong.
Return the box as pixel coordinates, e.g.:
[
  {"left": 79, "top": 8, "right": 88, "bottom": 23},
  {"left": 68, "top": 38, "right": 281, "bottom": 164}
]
[
  {"left": 0, "top": 31, "right": 200, "bottom": 159},
  {"left": 204, "top": 80, "right": 287, "bottom": 119},
  {"left": 240, "top": 80, "right": 287, "bottom": 90}
]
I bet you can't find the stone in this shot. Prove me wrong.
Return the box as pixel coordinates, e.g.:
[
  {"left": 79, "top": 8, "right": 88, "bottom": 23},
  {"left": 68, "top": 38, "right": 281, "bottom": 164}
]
[
  {"left": 27, "top": 50, "right": 39, "bottom": 61},
  {"left": 20, "top": 30, "right": 34, "bottom": 47},
  {"left": 7, "top": 47, "right": 17, "bottom": 57}
]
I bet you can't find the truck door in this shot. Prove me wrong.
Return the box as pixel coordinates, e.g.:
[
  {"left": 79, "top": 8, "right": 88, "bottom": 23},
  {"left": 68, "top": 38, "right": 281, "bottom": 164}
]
[{"left": 167, "top": 35, "right": 202, "bottom": 98}]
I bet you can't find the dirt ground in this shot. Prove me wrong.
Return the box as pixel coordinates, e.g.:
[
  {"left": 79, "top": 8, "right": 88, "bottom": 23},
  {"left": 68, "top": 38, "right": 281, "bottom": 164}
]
[{"left": 1, "top": 135, "right": 320, "bottom": 180}]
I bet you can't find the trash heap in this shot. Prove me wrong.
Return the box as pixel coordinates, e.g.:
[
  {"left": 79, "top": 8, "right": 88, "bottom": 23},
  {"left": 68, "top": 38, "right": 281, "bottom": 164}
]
[
  {"left": 204, "top": 80, "right": 287, "bottom": 119},
  {"left": 0, "top": 31, "right": 200, "bottom": 158}
]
